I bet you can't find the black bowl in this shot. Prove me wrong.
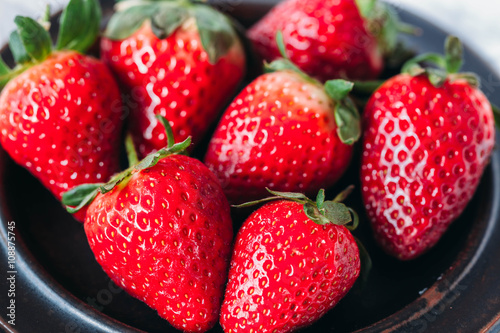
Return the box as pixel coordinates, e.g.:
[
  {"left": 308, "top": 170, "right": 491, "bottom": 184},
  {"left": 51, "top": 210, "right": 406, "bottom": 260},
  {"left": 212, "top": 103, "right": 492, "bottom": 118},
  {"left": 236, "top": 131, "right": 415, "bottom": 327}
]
[{"left": 2, "top": 1, "right": 500, "bottom": 332}]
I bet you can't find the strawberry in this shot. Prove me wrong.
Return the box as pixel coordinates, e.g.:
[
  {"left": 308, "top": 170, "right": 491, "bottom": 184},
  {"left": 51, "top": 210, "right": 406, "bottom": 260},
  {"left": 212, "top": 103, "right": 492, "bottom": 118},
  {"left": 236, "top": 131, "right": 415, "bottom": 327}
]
[
  {"left": 0, "top": 0, "right": 123, "bottom": 221},
  {"left": 100, "top": 0, "right": 246, "bottom": 157},
  {"left": 204, "top": 45, "right": 361, "bottom": 204},
  {"left": 248, "top": 0, "right": 403, "bottom": 82},
  {"left": 220, "top": 188, "right": 361, "bottom": 333},
  {"left": 63, "top": 118, "right": 233, "bottom": 332},
  {"left": 361, "top": 37, "right": 496, "bottom": 260}
]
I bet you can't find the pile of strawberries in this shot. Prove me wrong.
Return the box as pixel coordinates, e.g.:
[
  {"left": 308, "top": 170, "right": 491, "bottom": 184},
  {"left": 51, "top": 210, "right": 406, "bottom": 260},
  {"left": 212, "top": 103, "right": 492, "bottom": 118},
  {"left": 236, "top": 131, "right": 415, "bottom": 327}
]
[{"left": 0, "top": 0, "right": 496, "bottom": 332}]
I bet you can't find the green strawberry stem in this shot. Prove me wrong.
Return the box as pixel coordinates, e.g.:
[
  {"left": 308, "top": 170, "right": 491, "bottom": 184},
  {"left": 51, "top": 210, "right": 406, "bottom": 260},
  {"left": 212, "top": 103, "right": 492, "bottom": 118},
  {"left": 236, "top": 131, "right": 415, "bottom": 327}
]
[
  {"left": 43, "top": 5, "right": 51, "bottom": 22},
  {"left": 264, "top": 31, "right": 312, "bottom": 83},
  {"left": 234, "top": 186, "right": 359, "bottom": 230},
  {"left": 156, "top": 115, "right": 176, "bottom": 149},
  {"left": 125, "top": 134, "right": 139, "bottom": 166},
  {"left": 39, "top": 5, "right": 52, "bottom": 31},
  {"left": 444, "top": 36, "right": 463, "bottom": 73},
  {"left": 62, "top": 115, "right": 191, "bottom": 213},
  {"left": 265, "top": 31, "right": 361, "bottom": 145},
  {"left": 397, "top": 22, "right": 421, "bottom": 35},
  {"left": 105, "top": 0, "right": 238, "bottom": 64},
  {"left": 0, "top": 0, "right": 101, "bottom": 90}
]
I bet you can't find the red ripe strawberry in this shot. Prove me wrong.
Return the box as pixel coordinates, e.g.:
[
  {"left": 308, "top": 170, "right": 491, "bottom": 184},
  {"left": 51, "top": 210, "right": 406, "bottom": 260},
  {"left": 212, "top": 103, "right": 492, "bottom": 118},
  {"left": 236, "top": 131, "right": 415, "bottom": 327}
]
[
  {"left": 248, "top": 0, "right": 402, "bottom": 81},
  {"left": 63, "top": 121, "right": 233, "bottom": 332},
  {"left": 361, "top": 37, "right": 496, "bottom": 260},
  {"left": 100, "top": 0, "right": 246, "bottom": 157},
  {"left": 220, "top": 188, "right": 361, "bottom": 333},
  {"left": 0, "top": 0, "right": 122, "bottom": 221},
  {"left": 204, "top": 51, "right": 361, "bottom": 204}
]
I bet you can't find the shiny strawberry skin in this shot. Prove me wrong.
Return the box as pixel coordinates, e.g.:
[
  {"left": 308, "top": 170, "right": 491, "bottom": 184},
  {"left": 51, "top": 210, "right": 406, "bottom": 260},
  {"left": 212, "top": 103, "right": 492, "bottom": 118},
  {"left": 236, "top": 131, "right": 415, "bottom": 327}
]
[
  {"left": 85, "top": 155, "right": 233, "bottom": 332},
  {"left": 0, "top": 51, "right": 123, "bottom": 212},
  {"left": 101, "top": 21, "right": 246, "bottom": 157},
  {"left": 361, "top": 74, "right": 495, "bottom": 260},
  {"left": 248, "top": 0, "right": 382, "bottom": 82},
  {"left": 220, "top": 200, "right": 360, "bottom": 333},
  {"left": 204, "top": 71, "right": 353, "bottom": 204}
]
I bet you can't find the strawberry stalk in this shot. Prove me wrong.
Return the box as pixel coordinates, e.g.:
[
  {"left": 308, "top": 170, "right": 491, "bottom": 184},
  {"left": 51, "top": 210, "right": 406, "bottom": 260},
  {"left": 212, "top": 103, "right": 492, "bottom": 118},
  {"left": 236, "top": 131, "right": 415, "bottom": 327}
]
[
  {"left": 265, "top": 31, "right": 361, "bottom": 145},
  {"left": 36, "top": 5, "right": 52, "bottom": 31},
  {"left": 125, "top": 134, "right": 140, "bottom": 166},
  {"left": 0, "top": 0, "right": 101, "bottom": 89},
  {"left": 62, "top": 115, "right": 191, "bottom": 213},
  {"left": 156, "top": 115, "right": 176, "bottom": 151}
]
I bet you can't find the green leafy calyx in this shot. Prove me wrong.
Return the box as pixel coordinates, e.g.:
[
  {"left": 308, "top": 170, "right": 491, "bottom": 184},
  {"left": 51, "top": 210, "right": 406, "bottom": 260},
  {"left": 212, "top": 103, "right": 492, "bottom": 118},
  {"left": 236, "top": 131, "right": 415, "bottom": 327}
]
[
  {"left": 56, "top": 0, "right": 102, "bottom": 53},
  {"left": 62, "top": 115, "right": 191, "bottom": 213},
  {"left": 324, "top": 80, "right": 361, "bottom": 145},
  {"left": 0, "top": 0, "right": 101, "bottom": 89},
  {"left": 105, "top": 0, "right": 238, "bottom": 63},
  {"left": 12, "top": 16, "right": 52, "bottom": 63},
  {"left": 0, "top": 17, "right": 52, "bottom": 88},
  {"left": 235, "top": 186, "right": 359, "bottom": 230},
  {"left": 402, "top": 36, "right": 479, "bottom": 88}
]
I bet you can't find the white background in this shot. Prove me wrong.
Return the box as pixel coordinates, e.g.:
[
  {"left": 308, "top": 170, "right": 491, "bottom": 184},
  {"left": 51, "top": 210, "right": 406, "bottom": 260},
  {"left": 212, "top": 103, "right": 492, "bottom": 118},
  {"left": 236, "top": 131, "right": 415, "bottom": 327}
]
[{"left": 1, "top": 0, "right": 499, "bottom": 73}]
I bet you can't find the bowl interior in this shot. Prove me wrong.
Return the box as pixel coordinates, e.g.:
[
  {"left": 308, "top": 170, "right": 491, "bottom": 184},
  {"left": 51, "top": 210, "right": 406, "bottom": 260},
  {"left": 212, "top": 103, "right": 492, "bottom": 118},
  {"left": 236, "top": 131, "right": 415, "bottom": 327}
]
[{"left": 0, "top": 1, "right": 499, "bottom": 332}]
